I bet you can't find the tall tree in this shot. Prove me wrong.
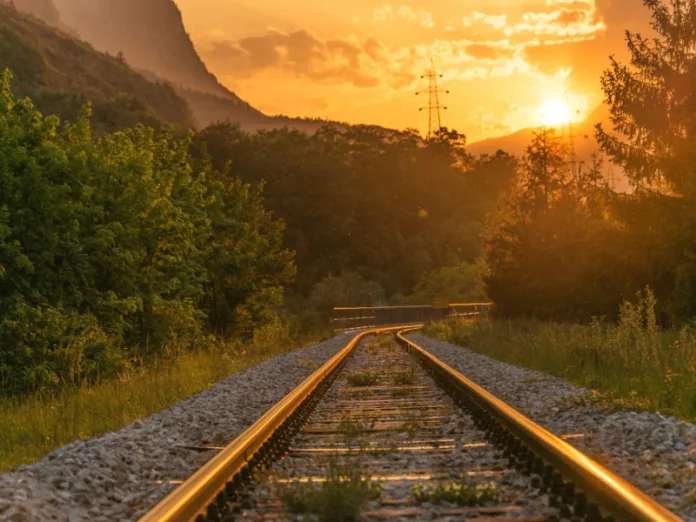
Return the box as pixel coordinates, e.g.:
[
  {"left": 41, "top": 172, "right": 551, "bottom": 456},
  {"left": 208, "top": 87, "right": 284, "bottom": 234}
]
[
  {"left": 596, "top": 0, "right": 696, "bottom": 320},
  {"left": 483, "top": 128, "right": 619, "bottom": 319},
  {"left": 596, "top": 0, "right": 696, "bottom": 196}
]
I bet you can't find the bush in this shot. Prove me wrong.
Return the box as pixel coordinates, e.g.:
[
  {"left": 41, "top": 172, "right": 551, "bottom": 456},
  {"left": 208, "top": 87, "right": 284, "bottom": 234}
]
[
  {"left": 425, "top": 288, "right": 696, "bottom": 419},
  {"left": 309, "top": 271, "right": 386, "bottom": 318},
  {"left": 0, "top": 71, "right": 294, "bottom": 395}
]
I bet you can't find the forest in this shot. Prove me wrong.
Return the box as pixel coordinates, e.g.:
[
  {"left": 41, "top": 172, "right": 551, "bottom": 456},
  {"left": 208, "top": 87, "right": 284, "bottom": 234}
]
[{"left": 1, "top": 0, "right": 696, "bottom": 399}]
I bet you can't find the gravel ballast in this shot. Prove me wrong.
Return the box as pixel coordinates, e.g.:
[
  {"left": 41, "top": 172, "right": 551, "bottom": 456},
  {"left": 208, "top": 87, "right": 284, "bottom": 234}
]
[
  {"left": 3, "top": 329, "right": 695, "bottom": 521},
  {"left": 0, "top": 332, "right": 355, "bottom": 522},
  {"left": 408, "top": 333, "right": 696, "bottom": 521}
]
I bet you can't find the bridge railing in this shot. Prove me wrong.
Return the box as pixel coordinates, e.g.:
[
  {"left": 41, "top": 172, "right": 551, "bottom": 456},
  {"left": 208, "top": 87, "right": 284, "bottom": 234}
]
[{"left": 331, "top": 302, "right": 492, "bottom": 331}]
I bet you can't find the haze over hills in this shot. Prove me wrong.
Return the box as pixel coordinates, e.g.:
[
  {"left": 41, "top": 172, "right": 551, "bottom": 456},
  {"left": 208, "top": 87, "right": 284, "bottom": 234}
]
[
  {"left": 17, "top": 0, "right": 334, "bottom": 133},
  {"left": 1, "top": 0, "right": 630, "bottom": 173},
  {"left": 11, "top": 0, "right": 61, "bottom": 25},
  {"left": 468, "top": 104, "right": 629, "bottom": 190},
  {"left": 0, "top": 3, "right": 194, "bottom": 131}
]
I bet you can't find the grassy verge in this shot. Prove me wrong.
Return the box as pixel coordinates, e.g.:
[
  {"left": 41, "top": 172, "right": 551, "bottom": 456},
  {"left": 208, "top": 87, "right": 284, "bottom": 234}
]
[
  {"left": 424, "top": 289, "right": 696, "bottom": 421},
  {"left": 0, "top": 324, "right": 331, "bottom": 472}
]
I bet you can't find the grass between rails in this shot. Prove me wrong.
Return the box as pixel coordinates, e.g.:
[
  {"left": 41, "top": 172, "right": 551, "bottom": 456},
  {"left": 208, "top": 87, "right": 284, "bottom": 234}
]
[
  {"left": 0, "top": 325, "right": 331, "bottom": 472},
  {"left": 424, "top": 289, "right": 696, "bottom": 421}
]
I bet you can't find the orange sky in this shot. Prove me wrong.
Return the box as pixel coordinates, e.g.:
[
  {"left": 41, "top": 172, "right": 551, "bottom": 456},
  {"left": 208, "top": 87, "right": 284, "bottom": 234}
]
[{"left": 173, "top": 0, "right": 652, "bottom": 142}]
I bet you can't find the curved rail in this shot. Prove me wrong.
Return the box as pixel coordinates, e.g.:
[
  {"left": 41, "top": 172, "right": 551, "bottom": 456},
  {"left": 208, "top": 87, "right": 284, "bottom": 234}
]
[
  {"left": 140, "top": 326, "right": 683, "bottom": 522},
  {"left": 397, "top": 330, "right": 682, "bottom": 522},
  {"left": 139, "top": 325, "right": 415, "bottom": 522}
]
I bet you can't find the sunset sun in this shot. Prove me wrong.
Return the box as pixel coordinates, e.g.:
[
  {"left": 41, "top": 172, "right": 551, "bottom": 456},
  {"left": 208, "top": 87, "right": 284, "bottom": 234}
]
[{"left": 540, "top": 99, "right": 572, "bottom": 127}]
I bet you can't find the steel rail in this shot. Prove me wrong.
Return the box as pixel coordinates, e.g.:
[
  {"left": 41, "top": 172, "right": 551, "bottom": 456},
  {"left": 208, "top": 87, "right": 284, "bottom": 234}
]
[
  {"left": 138, "top": 325, "right": 417, "bottom": 522},
  {"left": 396, "top": 330, "right": 683, "bottom": 522}
]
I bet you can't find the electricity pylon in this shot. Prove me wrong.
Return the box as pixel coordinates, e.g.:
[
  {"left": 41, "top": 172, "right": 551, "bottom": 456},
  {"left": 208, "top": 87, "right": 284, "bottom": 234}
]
[
  {"left": 416, "top": 58, "right": 449, "bottom": 138},
  {"left": 563, "top": 91, "right": 580, "bottom": 179}
]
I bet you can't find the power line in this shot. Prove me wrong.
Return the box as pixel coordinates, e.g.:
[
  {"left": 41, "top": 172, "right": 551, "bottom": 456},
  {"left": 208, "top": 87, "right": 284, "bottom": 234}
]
[
  {"left": 563, "top": 91, "right": 580, "bottom": 179},
  {"left": 607, "top": 161, "right": 616, "bottom": 191},
  {"left": 416, "top": 57, "right": 449, "bottom": 139}
]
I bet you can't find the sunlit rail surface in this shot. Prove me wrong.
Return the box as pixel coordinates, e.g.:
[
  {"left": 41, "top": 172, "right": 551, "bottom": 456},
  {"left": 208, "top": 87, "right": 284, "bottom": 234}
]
[
  {"left": 331, "top": 303, "right": 492, "bottom": 330},
  {"left": 140, "top": 325, "right": 683, "bottom": 522}
]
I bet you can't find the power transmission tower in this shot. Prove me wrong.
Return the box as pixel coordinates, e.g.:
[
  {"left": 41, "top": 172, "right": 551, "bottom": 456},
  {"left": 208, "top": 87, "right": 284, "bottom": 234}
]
[
  {"left": 607, "top": 161, "right": 616, "bottom": 191},
  {"left": 416, "top": 58, "right": 449, "bottom": 139},
  {"left": 563, "top": 91, "right": 580, "bottom": 179}
]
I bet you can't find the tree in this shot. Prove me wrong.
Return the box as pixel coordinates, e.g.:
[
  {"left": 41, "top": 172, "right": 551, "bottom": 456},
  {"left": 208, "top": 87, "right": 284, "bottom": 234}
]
[
  {"left": 309, "top": 271, "right": 385, "bottom": 318},
  {"left": 0, "top": 71, "right": 295, "bottom": 394},
  {"left": 596, "top": 0, "right": 696, "bottom": 196},
  {"left": 595, "top": 0, "right": 696, "bottom": 321},
  {"left": 484, "top": 128, "right": 607, "bottom": 318}
]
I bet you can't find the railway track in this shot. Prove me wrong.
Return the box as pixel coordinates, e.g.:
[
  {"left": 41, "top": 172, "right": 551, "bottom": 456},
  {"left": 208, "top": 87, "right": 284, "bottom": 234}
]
[{"left": 140, "top": 326, "right": 683, "bottom": 522}]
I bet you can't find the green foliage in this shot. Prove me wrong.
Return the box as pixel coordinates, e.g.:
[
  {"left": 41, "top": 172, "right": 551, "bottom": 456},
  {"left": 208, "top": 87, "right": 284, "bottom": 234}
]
[
  {"left": 411, "top": 477, "right": 497, "bottom": 506},
  {"left": 425, "top": 289, "right": 696, "bottom": 420},
  {"left": 0, "top": 74, "right": 294, "bottom": 394},
  {"left": 0, "top": 323, "right": 308, "bottom": 471},
  {"left": 278, "top": 459, "right": 381, "bottom": 522},
  {"left": 191, "top": 123, "right": 516, "bottom": 300},
  {"left": 309, "top": 271, "right": 385, "bottom": 318},
  {"left": 0, "top": 5, "right": 193, "bottom": 133},
  {"left": 483, "top": 128, "right": 619, "bottom": 320},
  {"left": 401, "top": 260, "right": 487, "bottom": 305}
]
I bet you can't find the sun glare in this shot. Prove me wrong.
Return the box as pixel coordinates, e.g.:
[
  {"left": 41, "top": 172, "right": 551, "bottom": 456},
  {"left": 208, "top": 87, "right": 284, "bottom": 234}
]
[{"left": 540, "top": 99, "right": 571, "bottom": 127}]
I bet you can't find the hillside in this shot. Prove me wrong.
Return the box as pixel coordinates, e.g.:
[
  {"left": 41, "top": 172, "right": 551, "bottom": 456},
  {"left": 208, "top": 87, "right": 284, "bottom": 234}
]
[
  {"left": 0, "top": 3, "right": 193, "bottom": 132},
  {"left": 8, "top": 0, "right": 339, "bottom": 133},
  {"left": 11, "top": 0, "right": 61, "bottom": 25},
  {"left": 51, "top": 0, "right": 230, "bottom": 98},
  {"left": 468, "top": 105, "right": 609, "bottom": 157},
  {"left": 467, "top": 104, "right": 629, "bottom": 190}
]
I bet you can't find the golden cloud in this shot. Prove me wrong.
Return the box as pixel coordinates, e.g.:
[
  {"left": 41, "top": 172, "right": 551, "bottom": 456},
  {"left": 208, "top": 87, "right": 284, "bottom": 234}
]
[
  {"left": 373, "top": 4, "right": 435, "bottom": 28},
  {"left": 198, "top": 30, "right": 418, "bottom": 89}
]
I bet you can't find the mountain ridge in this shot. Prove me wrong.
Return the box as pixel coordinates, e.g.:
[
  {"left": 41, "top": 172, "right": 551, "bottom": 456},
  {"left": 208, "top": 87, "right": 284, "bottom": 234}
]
[{"left": 0, "top": 3, "right": 194, "bottom": 132}]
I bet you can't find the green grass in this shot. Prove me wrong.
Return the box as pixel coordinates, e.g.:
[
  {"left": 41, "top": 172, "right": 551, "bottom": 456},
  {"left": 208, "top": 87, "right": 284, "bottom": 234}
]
[
  {"left": 278, "top": 458, "right": 381, "bottom": 522},
  {"left": 0, "top": 328, "right": 326, "bottom": 471},
  {"left": 424, "top": 289, "right": 696, "bottom": 420},
  {"left": 346, "top": 371, "right": 379, "bottom": 387},
  {"left": 412, "top": 477, "right": 497, "bottom": 506},
  {"left": 393, "top": 365, "right": 417, "bottom": 386},
  {"left": 338, "top": 416, "right": 375, "bottom": 440}
]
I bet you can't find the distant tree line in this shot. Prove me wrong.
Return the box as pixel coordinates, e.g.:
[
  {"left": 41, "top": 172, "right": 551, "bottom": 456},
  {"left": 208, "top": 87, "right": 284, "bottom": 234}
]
[{"left": 190, "top": 125, "right": 516, "bottom": 306}]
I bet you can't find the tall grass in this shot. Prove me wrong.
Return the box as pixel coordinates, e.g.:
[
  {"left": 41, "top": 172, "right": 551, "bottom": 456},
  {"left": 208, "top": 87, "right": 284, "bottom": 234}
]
[
  {"left": 0, "top": 322, "right": 328, "bottom": 472},
  {"left": 425, "top": 289, "right": 696, "bottom": 420}
]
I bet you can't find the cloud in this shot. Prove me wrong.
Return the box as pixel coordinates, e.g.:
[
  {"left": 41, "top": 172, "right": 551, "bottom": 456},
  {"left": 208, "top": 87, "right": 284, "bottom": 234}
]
[
  {"left": 463, "top": 12, "right": 508, "bottom": 30},
  {"left": 199, "top": 30, "right": 418, "bottom": 89},
  {"left": 458, "top": 1, "right": 605, "bottom": 43},
  {"left": 372, "top": 4, "right": 435, "bottom": 28}
]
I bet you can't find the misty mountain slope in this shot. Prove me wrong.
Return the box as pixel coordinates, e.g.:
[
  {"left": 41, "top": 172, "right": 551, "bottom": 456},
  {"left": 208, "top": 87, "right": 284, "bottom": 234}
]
[
  {"left": 0, "top": 3, "right": 193, "bottom": 131},
  {"left": 41, "top": 0, "right": 337, "bottom": 132},
  {"left": 51, "top": 0, "right": 231, "bottom": 98},
  {"left": 467, "top": 104, "right": 629, "bottom": 190},
  {"left": 468, "top": 105, "right": 609, "bottom": 158},
  {"left": 9, "top": 0, "right": 61, "bottom": 25}
]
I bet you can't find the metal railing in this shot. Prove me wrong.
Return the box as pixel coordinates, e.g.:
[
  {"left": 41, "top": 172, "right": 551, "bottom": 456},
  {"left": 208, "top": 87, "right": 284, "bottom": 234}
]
[{"left": 332, "top": 302, "right": 491, "bottom": 330}]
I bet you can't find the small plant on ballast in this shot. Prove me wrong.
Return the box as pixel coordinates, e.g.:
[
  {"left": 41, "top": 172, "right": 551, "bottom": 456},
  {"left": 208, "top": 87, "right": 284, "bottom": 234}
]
[
  {"left": 338, "top": 415, "right": 375, "bottom": 442},
  {"left": 393, "top": 365, "right": 417, "bottom": 385},
  {"left": 411, "top": 475, "right": 497, "bottom": 506},
  {"left": 278, "top": 458, "right": 381, "bottom": 522},
  {"left": 346, "top": 370, "right": 378, "bottom": 387}
]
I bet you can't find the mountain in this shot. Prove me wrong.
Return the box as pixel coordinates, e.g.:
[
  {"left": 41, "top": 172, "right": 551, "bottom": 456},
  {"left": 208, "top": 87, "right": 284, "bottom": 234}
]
[
  {"left": 467, "top": 104, "right": 629, "bottom": 190},
  {"left": 11, "top": 0, "right": 61, "bottom": 25},
  {"left": 0, "top": 3, "right": 193, "bottom": 131},
  {"left": 13, "top": 0, "right": 338, "bottom": 133},
  {"left": 50, "top": 0, "right": 229, "bottom": 98},
  {"left": 468, "top": 104, "right": 610, "bottom": 158}
]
